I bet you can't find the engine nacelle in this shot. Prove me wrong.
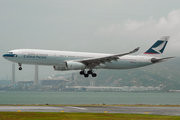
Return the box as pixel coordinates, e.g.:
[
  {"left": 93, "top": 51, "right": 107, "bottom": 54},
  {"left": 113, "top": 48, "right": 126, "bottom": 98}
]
[
  {"left": 53, "top": 66, "right": 68, "bottom": 71},
  {"left": 66, "top": 61, "right": 86, "bottom": 70}
]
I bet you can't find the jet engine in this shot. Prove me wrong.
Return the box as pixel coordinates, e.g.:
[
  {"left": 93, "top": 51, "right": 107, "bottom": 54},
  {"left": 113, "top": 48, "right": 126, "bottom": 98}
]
[
  {"left": 53, "top": 66, "right": 68, "bottom": 71},
  {"left": 66, "top": 61, "right": 86, "bottom": 70}
]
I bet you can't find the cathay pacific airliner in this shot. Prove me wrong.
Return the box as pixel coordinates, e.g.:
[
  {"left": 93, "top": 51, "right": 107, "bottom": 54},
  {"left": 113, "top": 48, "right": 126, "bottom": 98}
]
[{"left": 3, "top": 36, "right": 173, "bottom": 77}]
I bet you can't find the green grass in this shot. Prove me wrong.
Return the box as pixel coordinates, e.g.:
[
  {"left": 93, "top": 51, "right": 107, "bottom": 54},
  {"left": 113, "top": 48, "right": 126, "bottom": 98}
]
[{"left": 0, "top": 112, "right": 180, "bottom": 120}]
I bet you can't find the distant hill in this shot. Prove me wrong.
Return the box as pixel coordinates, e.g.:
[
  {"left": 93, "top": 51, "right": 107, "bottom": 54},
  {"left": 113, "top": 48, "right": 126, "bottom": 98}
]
[
  {"left": 0, "top": 80, "right": 11, "bottom": 86},
  {"left": 75, "top": 58, "right": 180, "bottom": 90}
]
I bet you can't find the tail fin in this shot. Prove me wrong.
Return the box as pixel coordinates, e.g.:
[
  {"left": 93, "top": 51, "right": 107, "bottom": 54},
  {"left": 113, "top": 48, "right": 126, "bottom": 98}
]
[{"left": 143, "top": 36, "right": 170, "bottom": 56}]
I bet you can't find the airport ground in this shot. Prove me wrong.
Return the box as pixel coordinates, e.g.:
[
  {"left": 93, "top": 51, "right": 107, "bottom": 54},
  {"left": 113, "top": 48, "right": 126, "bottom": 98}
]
[
  {"left": 0, "top": 104, "right": 180, "bottom": 120},
  {"left": 1, "top": 112, "right": 180, "bottom": 120}
]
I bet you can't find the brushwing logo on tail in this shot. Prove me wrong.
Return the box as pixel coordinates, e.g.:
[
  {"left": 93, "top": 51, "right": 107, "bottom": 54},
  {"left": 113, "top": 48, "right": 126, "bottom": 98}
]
[{"left": 144, "top": 40, "right": 168, "bottom": 54}]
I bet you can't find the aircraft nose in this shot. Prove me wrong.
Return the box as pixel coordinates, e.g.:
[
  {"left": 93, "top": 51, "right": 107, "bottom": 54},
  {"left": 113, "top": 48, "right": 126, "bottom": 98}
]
[
  {"left": 3, "top": 54, "right": 7, "bottom": 58},
  {"left": 3, "top": 54, "right": 17, "bottom": 58}
]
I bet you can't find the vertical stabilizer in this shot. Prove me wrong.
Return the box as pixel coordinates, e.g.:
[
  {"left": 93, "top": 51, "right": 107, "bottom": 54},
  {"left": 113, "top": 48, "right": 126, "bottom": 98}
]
[{"left": 143, "top": 36, "right": 170, "bottom": 56}]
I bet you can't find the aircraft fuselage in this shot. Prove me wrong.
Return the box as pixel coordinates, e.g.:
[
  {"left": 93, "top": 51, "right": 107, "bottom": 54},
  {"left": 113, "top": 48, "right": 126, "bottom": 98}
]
[{"left": 3, "top": 49, "right": 153, "bottom": 70}]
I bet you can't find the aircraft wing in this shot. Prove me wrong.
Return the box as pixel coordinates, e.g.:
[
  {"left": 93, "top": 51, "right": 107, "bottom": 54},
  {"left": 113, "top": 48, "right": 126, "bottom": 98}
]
[{"left": 72, "top": 47, "right": 140, "bottom": 67}]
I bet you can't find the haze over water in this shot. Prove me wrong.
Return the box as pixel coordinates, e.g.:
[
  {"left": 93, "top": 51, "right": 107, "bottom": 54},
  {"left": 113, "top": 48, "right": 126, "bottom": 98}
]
[{"left": 0, "top": 91, "right": 180, "bottom": 105}]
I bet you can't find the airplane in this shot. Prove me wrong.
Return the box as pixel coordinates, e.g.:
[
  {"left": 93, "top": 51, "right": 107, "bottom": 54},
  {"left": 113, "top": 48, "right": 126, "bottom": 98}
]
[{"left": 3, "top": 36, "right": 174, "bottom": 78}]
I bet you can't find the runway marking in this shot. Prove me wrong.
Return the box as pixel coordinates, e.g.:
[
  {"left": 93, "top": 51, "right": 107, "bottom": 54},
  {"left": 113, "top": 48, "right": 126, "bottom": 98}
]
[
  {"left": 144, "top": 112, "right": 150, "bottom": 114},
  {"left": 67, "top": 106, "right": 87, "bottom": 110},
  {"left": 17, "top": 110, "right": 21, "bottom": 112}
]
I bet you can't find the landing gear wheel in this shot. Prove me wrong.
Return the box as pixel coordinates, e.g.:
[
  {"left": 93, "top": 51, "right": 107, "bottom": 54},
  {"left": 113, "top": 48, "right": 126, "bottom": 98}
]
[
  {"left": 80, "top": 70, "right": 85, "bottom": 75},
  {"left": 18, "top": 63, "right": 22, "bottom": 71},
  {"left": 92, "top": 73, "right": 97, "bottom": 77},
  {"left": 84, "top": 74, "right": 89, "bottom": 78},
  {"left": 87, "top": 70, "right": 93, "bottom": 74},
  {"left": 19, "top": 67, "right": 22, "bottom": 70}
]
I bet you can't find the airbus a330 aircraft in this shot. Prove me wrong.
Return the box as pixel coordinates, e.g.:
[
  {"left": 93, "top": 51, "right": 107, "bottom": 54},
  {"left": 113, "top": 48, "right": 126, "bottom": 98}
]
[{"left": 3, "top": 36, "right": 173, "bottom": 77}]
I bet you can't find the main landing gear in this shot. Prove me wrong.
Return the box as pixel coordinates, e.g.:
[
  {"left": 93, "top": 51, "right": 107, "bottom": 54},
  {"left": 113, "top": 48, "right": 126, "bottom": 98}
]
[
  {"left": 79, "top": 70, "right": 97, "bottom": 78},
  {"left": 18, "top": 63, "right": 22, "bottom": 70}
]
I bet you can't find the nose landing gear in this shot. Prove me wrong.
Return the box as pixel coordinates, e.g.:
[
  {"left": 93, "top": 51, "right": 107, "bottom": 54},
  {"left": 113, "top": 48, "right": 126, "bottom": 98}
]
[{"left": 18, "top": 63, "right": 22, "bottom": 70}]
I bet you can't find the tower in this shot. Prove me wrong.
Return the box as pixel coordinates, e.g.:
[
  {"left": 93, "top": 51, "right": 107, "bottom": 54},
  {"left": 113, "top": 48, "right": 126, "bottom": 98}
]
[
  {"left": 12, "top": 63, "right": 15, "bottom": 85},
  {"left": 34, "top": 65, "right": 39, "bottom": 85}
]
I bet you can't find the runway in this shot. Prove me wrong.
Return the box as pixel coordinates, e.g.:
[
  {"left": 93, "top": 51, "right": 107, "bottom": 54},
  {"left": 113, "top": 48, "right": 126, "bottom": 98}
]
[{"left": 0, "top": 106, "right": 180, "bottom": 116}]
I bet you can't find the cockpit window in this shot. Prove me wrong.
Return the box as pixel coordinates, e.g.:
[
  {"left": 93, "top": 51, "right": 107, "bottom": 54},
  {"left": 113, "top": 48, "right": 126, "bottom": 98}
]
[{"left": 8, "top": 52, "right": 13, "bottom": 54}]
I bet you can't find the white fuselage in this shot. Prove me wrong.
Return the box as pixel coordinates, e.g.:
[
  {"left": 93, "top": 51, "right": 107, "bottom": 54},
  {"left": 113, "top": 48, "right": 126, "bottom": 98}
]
[{"left": 3, "top": 49, "right": 155, "bottom": 70}]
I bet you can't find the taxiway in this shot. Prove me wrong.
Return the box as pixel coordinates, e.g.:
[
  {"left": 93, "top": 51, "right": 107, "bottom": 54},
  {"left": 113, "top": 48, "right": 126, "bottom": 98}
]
[{"left": 0, "top": 106, "right": 180, "bottom": 116}]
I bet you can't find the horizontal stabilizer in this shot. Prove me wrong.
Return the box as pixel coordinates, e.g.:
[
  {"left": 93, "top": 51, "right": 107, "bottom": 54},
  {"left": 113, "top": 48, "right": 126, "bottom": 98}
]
[{"left": 151, "top": 57, "right": 175, "bottom": 63}]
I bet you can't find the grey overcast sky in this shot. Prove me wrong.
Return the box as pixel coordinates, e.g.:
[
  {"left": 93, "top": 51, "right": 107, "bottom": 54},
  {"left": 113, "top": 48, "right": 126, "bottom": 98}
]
[{"left": 1, "top": 0, "right": 180, "bottom": 80}]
